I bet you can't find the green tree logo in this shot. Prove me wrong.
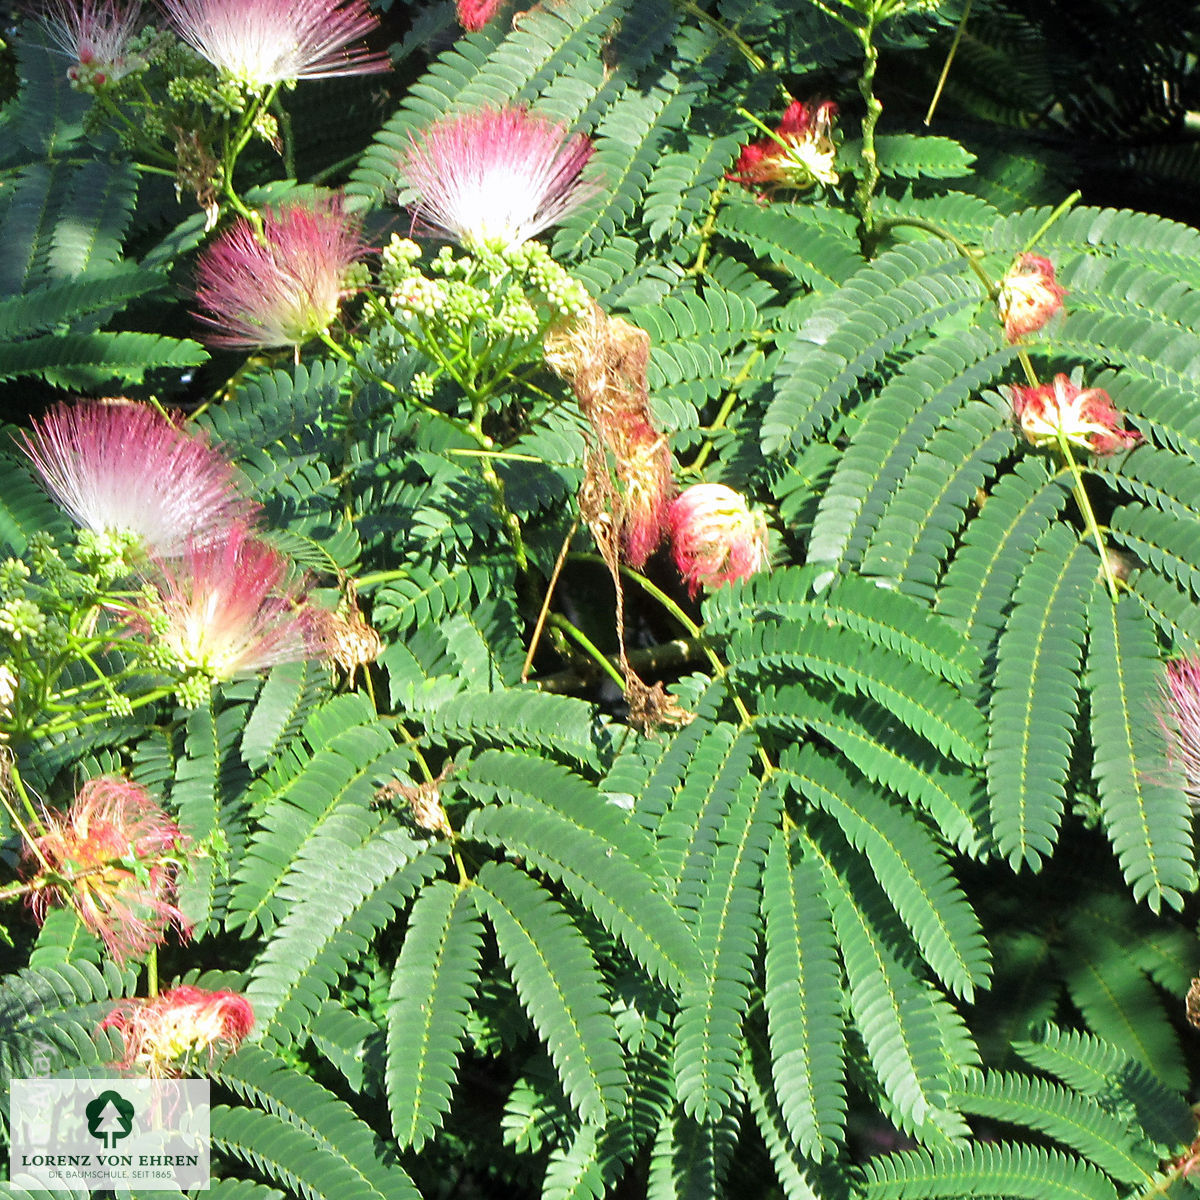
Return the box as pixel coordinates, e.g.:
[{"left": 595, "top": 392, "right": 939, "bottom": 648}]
[{"left": 85, "top": 1090, "right": 134, "bottom": 1149}]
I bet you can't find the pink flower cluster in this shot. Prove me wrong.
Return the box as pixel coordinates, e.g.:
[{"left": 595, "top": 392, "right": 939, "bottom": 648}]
[
  {"left": 1010, "top": 373, "right": 1141, "bottom": 457},
  {"left": 667, "top": 484, "right": 769, "bottom": 598},
  {"left": 101, "top": 984, "right": 254, "bottom": 1075},
  {"left": 194, "top": 197, "right": 367, "bottom": 350},
  {"left": 20, "top": 399, "right": 332, "bottom": 680},
  {"left": 399, "top": 106, "right": 598, "bottom": 253},
  {"left": 34, "top": 0, "right": 143, "bottom": 88},
  {"left": 161, "top": 0, "right": 388, "bottom": 88},
  {"left": 726, "top": 99, "right": 840, "bottom": 195},
  {"left": 24, "top": 775, "right": 191, "bottom": 963},
  {"left": 998, "top": 253, "right": 1067, "bottom": 342},
  {"left": 1162, "top": 657, "right": 1200, "bottom": 810}
]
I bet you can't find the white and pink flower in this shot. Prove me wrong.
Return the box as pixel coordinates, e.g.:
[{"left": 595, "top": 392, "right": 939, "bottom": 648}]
[
  {"left": 19, "top": 399, "right": 254, "bottom": 559},
  {"left": 998, "top": 253, "right": 1067, "bottom": 342},
  {"left": 1011, "top": 373, "right": 1141, "bottom": 456},
  {"left": 667, "top": 483, "right": 769, "bottom": 597},
  {"left": 25, "top": 775, "right": 191, "bottom": 964},
  {"left": 101, "top": 985, "right": 254, "bottom": 1075},
  {"left": 160, "top": 0, "right": 389, "bottom": 88},
  {"left": 726, "top": 99, "right": 839, "bottom": 194},
  {"left": 455, "top": 0, "right": 502, "bottom": 31},
  {"left": 1163, "top": 657, "right": 1200, "bottom": 810},
  {"left": 126, "top": 523, "right": 325, "bottom": 681},
  {"left": 399, "top": 106, "right": 597, "bottom": 252},
  {"left": 33, "top": 0, "right": 143, "bottom": 88},
  {"left": 194, "top": 198, "right": 366, "bottom": 350}
]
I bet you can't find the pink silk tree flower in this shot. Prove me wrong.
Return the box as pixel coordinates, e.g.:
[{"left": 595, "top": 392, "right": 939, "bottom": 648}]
[
  {"left": 24, "top": 776, "right": 191, "bottom": 964},
  {"left": 456, "top": 0, "right": 502, "bottom": 31},
  {"left": 726, "top": 99, "right": 839, "bottom": 194},
  {"left": 998, "top": 253, "right": 1067, "bottom": 342},
  {"left": 101, "top": 985, "right": 254, "bottom": 1075},
  {"left": 1163, "top": 657, "right": 1200, "bottom": 809},
  {"left": 667, "top": 483, "right": 769, "bottom": 597},
  {"left": 1011, "top": 373, "right": 1142, "bottom": 456},
  {"left": 126, "top": 523, "right": 325, "bottom": 682},
  {"left": 194, "top": 198, "right": 366, "bottom": 350},
  {"left": 19, "top": 399, "right": 255, "bottom": 559},
  {"left": 33, "top": 0, "right": 143, "bottom": 87},
  {"left": 399, "top": 106, "right": 598, "bottom": 252},
  {"left": 160, "top": 0, "right": 389, "bottom": 87}
]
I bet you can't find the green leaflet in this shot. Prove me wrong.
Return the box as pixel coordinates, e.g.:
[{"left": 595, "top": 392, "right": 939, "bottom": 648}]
[
  {"left": 387, "top": 881, "right": 485, "bottom": 1151},
  {"left": 674, "top": 774, "right": 778, "bottom": 1122},
  {"left": 1086, "top": 591, "right": 1195, "bottom": 911},
  {"left": 760, "top": 829, "right": 846, "bottom": 1161},
  {"left": 986, "top": 525, "right": 1095, "bottom": 868},
  {"left": 472, "top": 860, "right": 629, "bottom": 1125},
  {"left": 780, "top": 745, "right": 990, "bottom": 1002}
]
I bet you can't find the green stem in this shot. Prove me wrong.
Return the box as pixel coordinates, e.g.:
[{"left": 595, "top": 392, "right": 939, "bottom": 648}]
[
  {"left": 854, "top": 15, "right": 884, "bottom": 230},
  {"left": 1013, "top": 347, "right": 1119, "bottom": 602},
  {"left": 30, "top": 686, "right": 177, "bottom": 742},
  {"left": 670, "top": 0, "right": 767, "bottom": 69},
  {"left": 923, "top": 0, "right": 972, "bottom": 126},
  {"left": 583, "top": 556, "right": 772, "bottom": 771},
  {"left": 1020, "top": 189, "right": 1082, "bottom": 255},
  {"left": 686, "top": 179, "right": 729, "bottom": 279},
  {"left": 3, "top": 761, "right": 52, "bottom": 868},
  {"left": 871, "top": 214, "right": 998, "bottom": 295},
  {"left": 548, "top": 614, "right": 627, "bottom": 691},
  {"left": 147, "top": 946, "right": 158, "bottom": 999},
  {"left": 687, "top": 345, "right": 766, "bottom": 473}
]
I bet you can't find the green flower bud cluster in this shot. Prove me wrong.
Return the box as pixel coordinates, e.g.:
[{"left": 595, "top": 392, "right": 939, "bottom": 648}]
[
  {"left": 76, "top": 527, "right": 142, "bottom": 585},
  {"left": 175, "top": 671, "right": 213, "bottom": 710},
  {"left": 411, "top": 372, "right": 436, "bottom": 400},
  {"left": 0, "top": 598, "right": 45, "bottom": 643},
  {"left": 0, "top": 558, "right": 31, "bottom": 598},
  {"left": 516, "top": 242, "right": 591, "bottom": 321},
  {"left": 167, "top": 70, "right": 245, "bottom": 118},
  {"left": 379, "top": 236, "right": 423, "bottom": 292},
  {"left": 253, "top": 110, "right": 279, "bottom": 146}
]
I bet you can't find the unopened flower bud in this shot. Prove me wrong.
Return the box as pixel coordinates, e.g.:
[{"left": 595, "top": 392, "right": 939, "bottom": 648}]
[{"left": 667, "top": 483, "right": 769, "bottom": 597}]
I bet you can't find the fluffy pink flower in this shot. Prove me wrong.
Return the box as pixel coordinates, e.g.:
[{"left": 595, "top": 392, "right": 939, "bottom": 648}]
[
  {"left": 456, "top": 0, "right": 502, "bottom": 30},
  {"left": 667, "top": 483, "right": 769, "bottom": 597},
  {"left": 400, "top": 106, "right": 597, "bottom": 251},
  {"left": 161, "top": 0, "right": 388, "bottom": 87},
  {"left": 19, "top": 399, "right": 255, "bottom": 558},
  {"left": 194, "top": 198, "right": 366, "bottom": 350},
  {"left": 1163, "top": 657, "right": 1200, "bottom": 809},
  {"left": 33, "top": 0, "right": 143, "bottom": 87},
  {"left": 1011, "top": 373, "right": 1142, "bottom": 456},
  {"left": 24, "top": 776, "right": 191, "bottom": 964},
  {"left": 101, "top": 985, "right": 254, "bottom": 1075},
  {"left": 126, "top": 523, "right": 325, "bottom": 680},
  {"left": 726, "top": 99, "right": 839, "bottom": 194},
  {"left": 998, "top": 253, "right": 1067, "bottom": 342}
]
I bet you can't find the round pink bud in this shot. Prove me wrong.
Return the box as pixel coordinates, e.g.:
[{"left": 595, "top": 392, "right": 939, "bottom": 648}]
[
  {"left": 998, "top": 253, "right": 1067, "bottom": 342},
  {"left": 667, "top": 483, "right": 769, "bottom": 598}
]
